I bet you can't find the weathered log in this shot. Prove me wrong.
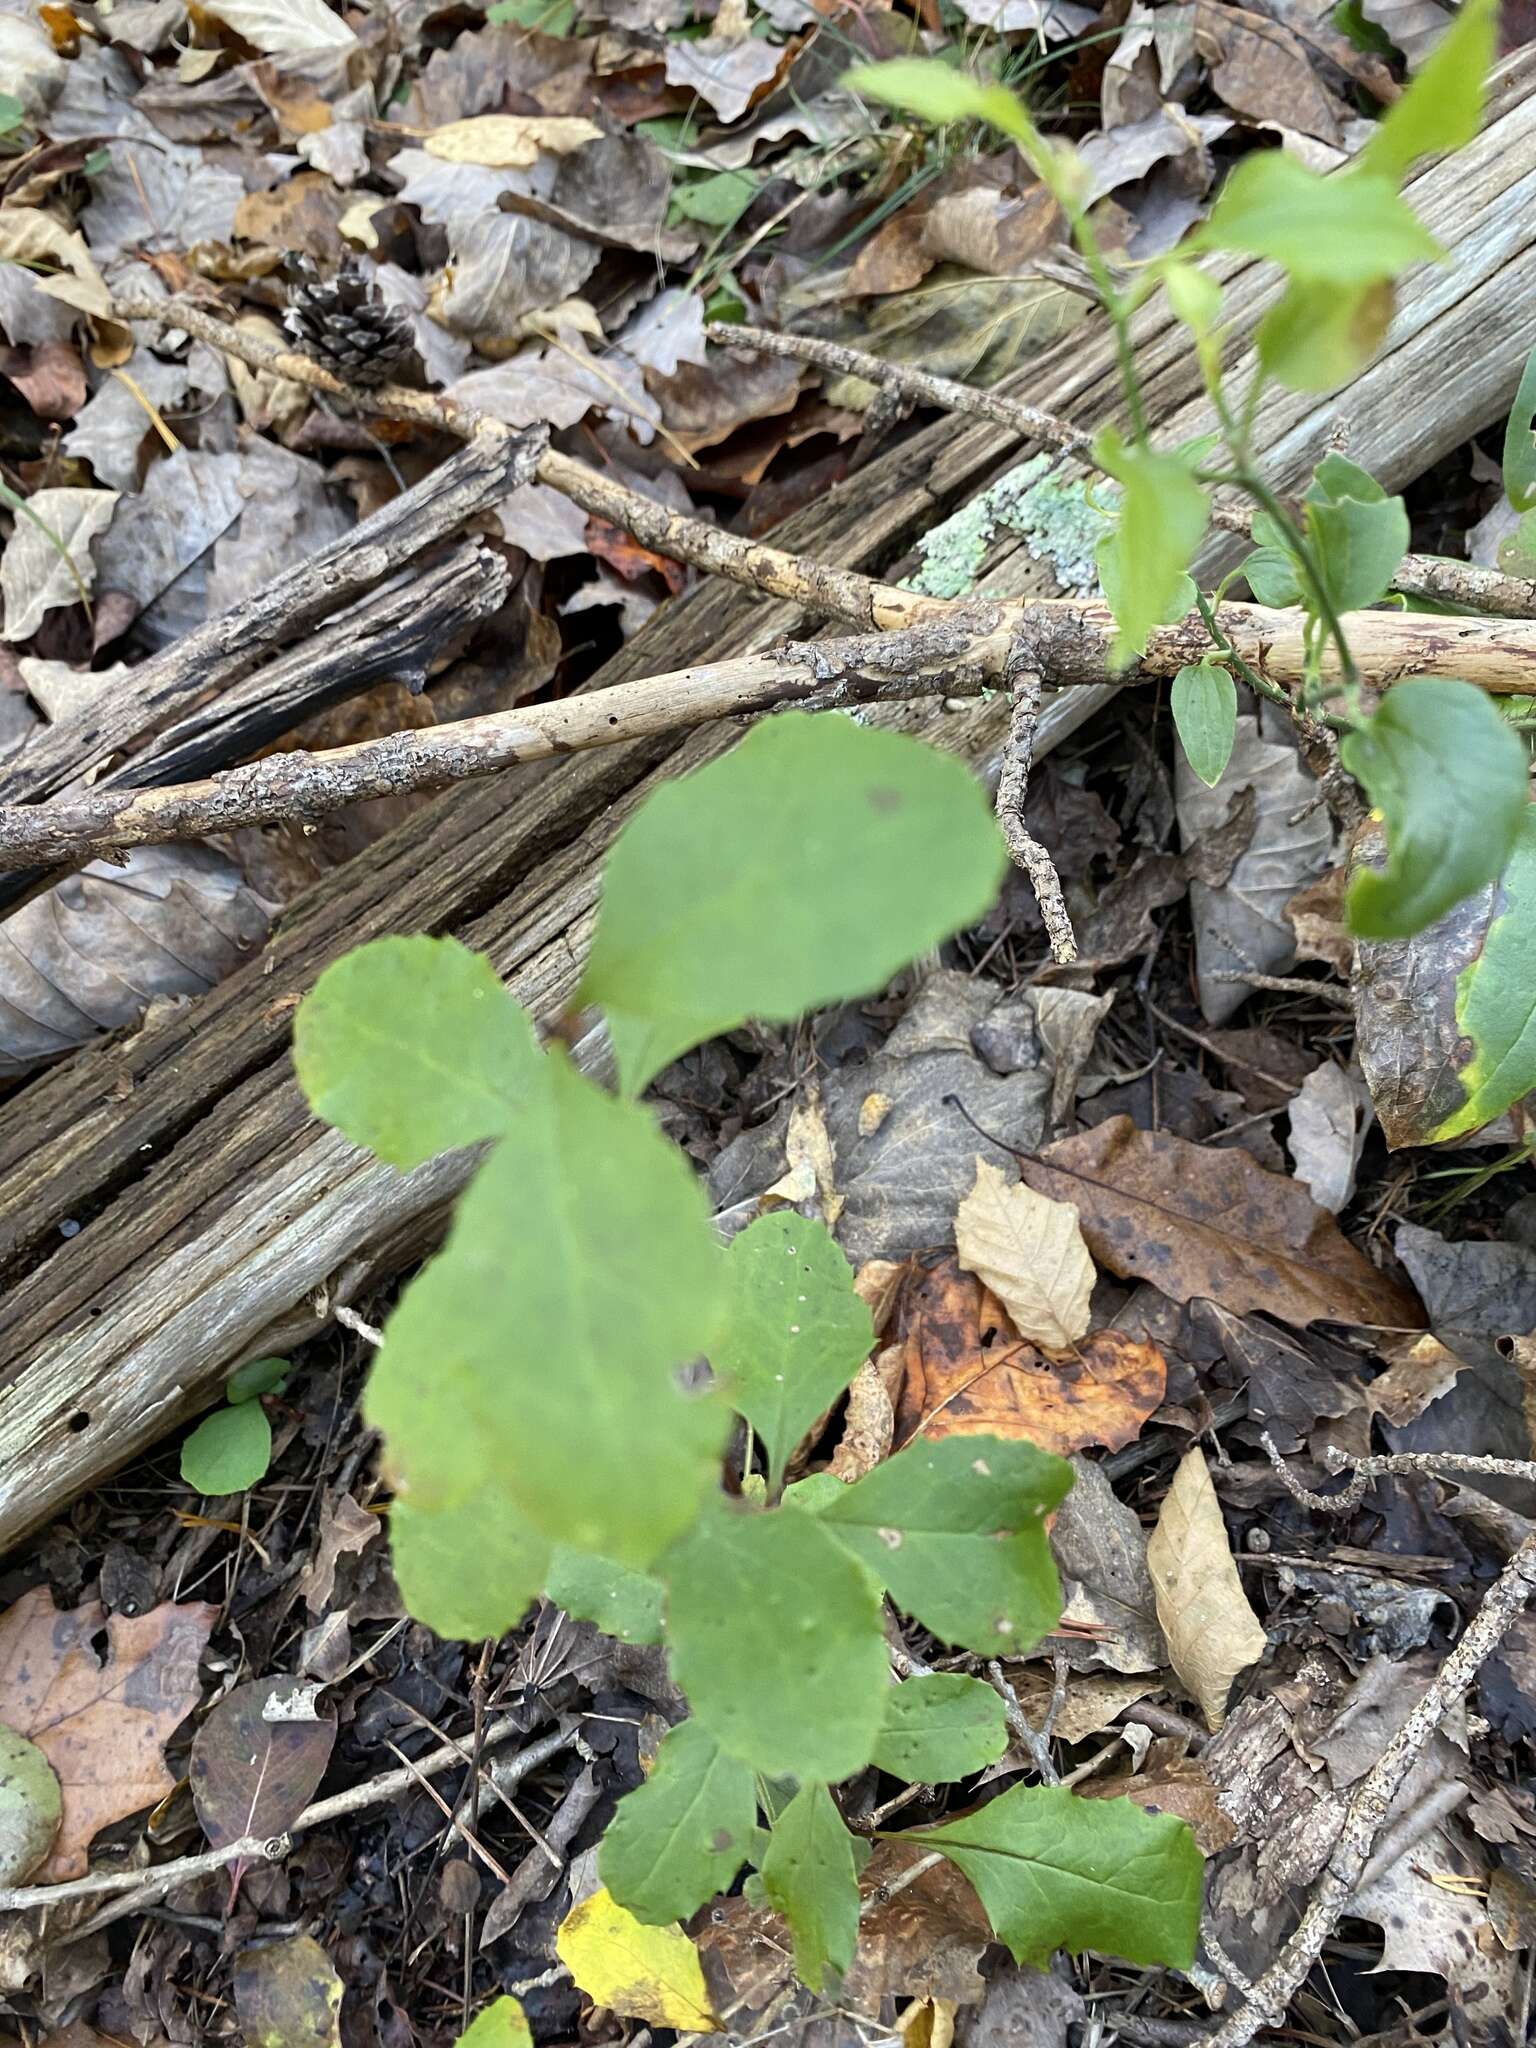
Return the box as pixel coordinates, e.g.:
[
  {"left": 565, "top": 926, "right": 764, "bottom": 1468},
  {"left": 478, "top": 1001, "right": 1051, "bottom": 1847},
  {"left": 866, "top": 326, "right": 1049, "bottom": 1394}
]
[{"left": 3, "top": 50, "right": 1535, "bottom": 1553}]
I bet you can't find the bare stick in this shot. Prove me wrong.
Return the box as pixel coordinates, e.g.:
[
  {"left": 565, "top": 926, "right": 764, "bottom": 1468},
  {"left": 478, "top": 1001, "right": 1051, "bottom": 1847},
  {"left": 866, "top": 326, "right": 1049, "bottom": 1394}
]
[
  {"left": 0, "top": 1721, "right": 571, "bottom": 1916},
  {"left": 114, "top": 296, "right": 917, "bottom": 634},
  {"left": 1261, "top": 1433, "right": 1536, "bottom": 1514},
  {"left": 994, "top": 650, "right": 1077, "bottom": 964},
  {"left": 714, "top": 324, "right": 1536, "bottom": 619},
  {"left": 986, "top": 1659, "right": 1061, "bottom": 1785}
]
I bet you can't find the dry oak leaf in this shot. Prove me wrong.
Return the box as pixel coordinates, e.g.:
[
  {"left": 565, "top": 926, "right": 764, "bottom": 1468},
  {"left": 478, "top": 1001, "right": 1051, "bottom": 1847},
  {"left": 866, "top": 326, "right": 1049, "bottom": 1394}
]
[
  {"left": 0, "top": 1586, "right": 215, "bottom": 1879},
  {"left": 1019, "top": 1116, "right": 1423, "bottom": 1330},
  {"left": 894, "top": 1257, "right": 1165, "bottom": 1458},
  {"left": 1145, "top": 1447, "right": 1266, "bottom": 1731},
  {"left": 955, "top": 1156, "right": 1093, "bottom": 1352}
]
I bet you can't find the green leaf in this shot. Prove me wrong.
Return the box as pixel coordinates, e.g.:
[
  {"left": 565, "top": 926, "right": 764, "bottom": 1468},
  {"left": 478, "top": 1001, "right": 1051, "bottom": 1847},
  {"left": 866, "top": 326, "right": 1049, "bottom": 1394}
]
[
  {"left": 180, "top": 1401, "right": 272, "bottom": 1496},
  {"left": 1500, "top": 508, "right": 1536, "bottom": 576},
  {"left": 668, "top": 170, "right": 759, "bottom": 230},
  {"left": 908, "top": 1783, "right": 1202, "bottom": 1969},
  {"left": 1428, "top": 807, "right": 1536, "bottom": 1142},
  {"left": 0, "top": 1724, "right": 61, "bottom": 1885},
  {"left": 1341, "top": 679, "right": 1529, "bottom": 939},
  {"left": 546, "top": 1548, "right": 664, "bottom": 1645},
  {"left": 1170, "top": 663, "right": 1237, "bottom": 788},
  {"left": 577, "top": 713, "right": 1007, "bottom": 1094},
  {"left": 390, "top": 1486, "right": 548, "bottom": 1642},
  {"left": 0, "top": 94, "right": 26, "bottom": 138},
  {"left": 1303, "top": 453, "right": 1409, "bottom": 613},
  {"left": 662, "top": 1503, "right": 888, "bottom": 1778},
  {"left": 1255, "top": 276, "right": 1396, "bottom": 392},
  {"left": 760, "top": 1784, "right": 868, "bottom": 1992},
  {"left": 294, "top": 936, "right": 545, "bottom": 1170},
  {"left": 1242, "top": 544, "right": 1302, "bottom": 607},
  {"left": 1202, "top": 153, "right": 1440, "bottom": 284},
  {"left": 844, "top": 58, "right": 1035, "bottom": 148},
  {"left": 873, "top": 1673, "right": 1009, "bottom": 1782},
  {"left": 714, "top": 1212, "right": 873, "bottom": 1491},
  {"left": 365, "top": 1049, "right": 726, "bottom": 1564},
  {"left": 1356, "top": 0, "right": 1496, "bottom": 183},
  {"left": 600, "top": 1720, "right": 758, "bottom": 1924},
  {"left": 488, "top": 0, "right": 574, "bottom": 27},
  {"left": 1503, "top": 345, "right": 1536, "bottom": 513},
  {"left": 456, "top": 1997, "right": 533, "bottom": 2048},
  {"left": 227, "top": 1355, "right": 289, "bottom": 1404},
  {"left": 1092, "top": 429, "right": 1208, "bottom": 665},
  {"left": 816, "top": 1435, "right": 1071, "bottom": 1656}
]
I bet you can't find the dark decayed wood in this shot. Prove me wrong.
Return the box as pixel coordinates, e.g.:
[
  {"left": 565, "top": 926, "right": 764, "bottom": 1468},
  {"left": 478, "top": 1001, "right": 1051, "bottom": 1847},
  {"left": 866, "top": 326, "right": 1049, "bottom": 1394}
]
[{"left": 2, "top": 51, "right": 1535, "bottom": 1551}]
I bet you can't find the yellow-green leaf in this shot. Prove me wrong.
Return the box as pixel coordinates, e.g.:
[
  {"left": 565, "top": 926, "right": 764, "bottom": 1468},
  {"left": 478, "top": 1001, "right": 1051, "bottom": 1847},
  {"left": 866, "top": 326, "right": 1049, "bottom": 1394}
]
[
  {"left": 1357, "top": 0, "right": 1496, "bottom": 183},
  {"left": 456, "top": 1997, "right": 533, "bottom": 2048},
  {"left": 556, "top": 1888, "right": 719, "bottom": 2032}
]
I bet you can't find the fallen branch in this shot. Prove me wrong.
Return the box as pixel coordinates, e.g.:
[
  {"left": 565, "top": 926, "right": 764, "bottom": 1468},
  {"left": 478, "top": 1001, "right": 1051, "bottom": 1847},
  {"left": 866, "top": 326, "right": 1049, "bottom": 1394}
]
[
  {"left": 994, "top": 650, "right": 1077, "bottom": 964},
  {"left": 1205, "top": 1448, "right": 1536, "bottom": 2048},
  {"left": 9, "top": 591, "right": 1536, "bottom": 870},
  {"left": 713, "top": 324, "right": 1536, "bottom": 621}
]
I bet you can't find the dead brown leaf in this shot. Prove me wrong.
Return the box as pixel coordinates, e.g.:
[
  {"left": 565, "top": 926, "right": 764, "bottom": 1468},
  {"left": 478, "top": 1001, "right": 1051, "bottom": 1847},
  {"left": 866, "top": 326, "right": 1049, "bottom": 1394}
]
[
  {"left": 0, "top": 341, "right": 85, "bottom": 421},
  {"left": 584, "top": 516, "right": 687, "bottom": 594},
  {"left": 1285, "top": 865, "right": 1352, "bottom": 975},
  {"left": 0, "top": 1586, "right": 215, "bottom": 1879},
  {"left": 955, "top": 1157, "right": 1093, "bottom": 1353},
  {"left": 894, "top": 1257, "right": 1165, "bottom": 1458},
  {"left": 1146, "top": 1447, "right": 1267, "bottom": 1731},
  {"left": 234, "top": 173, "right": 352, "bottom": 263},
  {"left": 1368, "top": 1331, "right": 1471, "bottom": 1427},
  {"left": 1078, "top": 1753, "right": 1238, "bottom": 1854},
  {"left": 1194, "top": 0, "right": 1354, "bottom": 144},
  {"left": 1018, "top": 1116, "right": 1424, "bottom": 1330},
  {"left": 995, "top": 1665, "right": 1158, "bottom": 1743}
]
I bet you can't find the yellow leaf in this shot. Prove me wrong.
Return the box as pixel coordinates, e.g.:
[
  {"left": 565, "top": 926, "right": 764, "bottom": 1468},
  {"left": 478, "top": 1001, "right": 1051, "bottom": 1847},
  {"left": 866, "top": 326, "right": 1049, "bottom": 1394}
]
[
  {"left": 423, "top": 115, "right": 603, "bottom": 168},
  {"left": 556, "top": 1888, "right": 719, "bottom": 2032},
  {"left": 954, "top": 1156, "right": 1094, "bottom": 1352},
  {"left": 1145, "top": 1447, "right": 1267, "bottom": 1730}
]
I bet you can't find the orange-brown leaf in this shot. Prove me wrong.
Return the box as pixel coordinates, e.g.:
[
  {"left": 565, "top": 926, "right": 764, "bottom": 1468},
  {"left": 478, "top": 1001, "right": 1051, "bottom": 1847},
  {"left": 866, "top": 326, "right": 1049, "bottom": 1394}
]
[{"left": 893, "top": 1258, "right": 1165, "bottom": 1457}]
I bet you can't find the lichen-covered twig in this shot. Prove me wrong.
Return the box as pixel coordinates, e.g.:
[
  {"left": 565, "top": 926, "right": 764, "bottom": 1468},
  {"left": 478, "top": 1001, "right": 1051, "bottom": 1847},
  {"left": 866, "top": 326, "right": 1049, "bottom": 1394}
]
[
  {"left": 993, "top": 646, "right": 1077, "bottom": 963},
  {"left": 1261, "top": 1432, "right": 1536, "bottom": 1514}
]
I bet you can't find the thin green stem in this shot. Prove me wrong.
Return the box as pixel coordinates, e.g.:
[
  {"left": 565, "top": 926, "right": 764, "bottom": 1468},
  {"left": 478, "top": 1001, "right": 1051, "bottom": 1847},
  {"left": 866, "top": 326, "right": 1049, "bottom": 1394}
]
[{"left": 1192, "top": 590, "right": 1291, "bottom": 711}]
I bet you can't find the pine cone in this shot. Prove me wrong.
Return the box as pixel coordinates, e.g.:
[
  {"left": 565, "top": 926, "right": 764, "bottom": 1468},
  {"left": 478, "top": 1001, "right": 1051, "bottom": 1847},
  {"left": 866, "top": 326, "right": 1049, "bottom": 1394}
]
[{"left": 282, "top": 266, "right": 414, "bottom": 388}]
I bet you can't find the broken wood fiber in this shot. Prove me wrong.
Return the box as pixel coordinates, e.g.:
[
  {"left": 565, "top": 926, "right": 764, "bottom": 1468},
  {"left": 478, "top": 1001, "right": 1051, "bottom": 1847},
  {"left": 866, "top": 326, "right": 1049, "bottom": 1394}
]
[{"left": 1, "top": 47, "right": 1535, "bottom": 1553}]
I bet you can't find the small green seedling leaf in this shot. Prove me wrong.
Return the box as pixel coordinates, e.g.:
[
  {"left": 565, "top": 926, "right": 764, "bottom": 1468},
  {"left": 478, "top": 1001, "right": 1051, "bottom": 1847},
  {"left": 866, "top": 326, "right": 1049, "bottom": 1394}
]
[
  {"left": 662, "top": 1503, "right": 888, "bottom": 1779},
  {"left": 295, "top": 935, "right": 545, "bottom": 1169},
  {"left": 816, "top": 1435, "right": 1071, "bottom": 1656},
  {"left": 1356, "top": 0, "right": 1496, "bottom": 183},
  {"left": 1303, "top": 452, "right": 1409, "bottom": 614},
  {"left": 1340, "top": 679, "right": 1529, "bottom": 939},
  {"left": 227, "top": 1355, "right": 289, "bottom": 1403},
  {"left": 714, "top": 1212, "right": 873, "bottom": 1491},
  {"left": 546, "top": 1548, "right": 663, "bottom": 1645},
  {"left": 1092, "top": 429, "right": 1208, "bottom": 665},
  {"left": 601, "top": 1719, "right": 758, "bottom": 1924},
  {"left": 456, "top": 1996, "right": 533, "bottom": 2048},
  {"left": 0, "top": 94, "right": 27, "bottom": 138},
  {"left": 181, "top": 1401, "right": 272, "bottom": 1496},
  {"left": 669, "top": 169, "right": 759, "bottom": 229},
  {"left": 365, "top": 1049, "right": 726, "bottom": 1563},
  {"left": 578, "top": 713, "right": 1007, "bottom": 1094},
  {"left": 760, "top": 1783, "right": 868, "bottom": 1992},
  {"left": 390, "top": 1486, "right": 548, "bottom": 1642},
  {"left": 1170, "top": 663, "right": 1237, "bottom": 788},
  {"left": 0, "top": 1723, "right": 61, "bottom": 1884},
  {"left": 909, "top": 1783, "right": 1202, "bottom": 1969},
  {"left": 873, "top": 1673, "right": 1009, "bottom": 1782},
  {"left": 1201, "top": 152, "right": 1440, "bottom": 284},
  {"left": 1427, "top": 807, "right": 1536, "bottom": 1142},
  {"left": 1504, "top": 344, "right": 1536, "bottom": 514}
]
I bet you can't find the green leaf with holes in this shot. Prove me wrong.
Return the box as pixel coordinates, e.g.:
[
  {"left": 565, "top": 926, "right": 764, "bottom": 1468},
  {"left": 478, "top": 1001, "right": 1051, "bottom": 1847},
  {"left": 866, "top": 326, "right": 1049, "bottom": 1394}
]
[
  {"left": 1092, "top": 428, "right": 1207, "bottom": 665},
  {"left": 873, "top": 1673, "right": 1009, "bottom": 1782},
  {"left": 814, "top": 1435, "right": 1071, "bottom": 1656},
  {"left": 760, "top": 1783, "right": 869, "bottom": 1992},
  {"left": 295, "top": 935, "right": 545, "bottom": 1169},
  {"left": 390, "top": 1486, "right": 548, "bottom": 1642},
  {"left": 905, "top": 1783, "right": 1202, "bottom": 1969},
  {"left": 662, "top": 1503, "right": 888, "bottom": 1779},
  {"left": 364, "top": 1048, "right": 726, "bottom": 1564},
  {"left": 1171, "top": 663, "right": 1237, "bottom": 788},
  {"left": 1426, "top": 807, "right": 1536, "bottom": 1142},
  {"left": 713, "top": 1212, "right": 872, "bottom": 1491},
  {"left": 181, "top": 1401, "right": 272, "bottom": 1496},
  {"left": 577, "top": 713, "right": 1007, "bottom": 1095},
  {"left": 601, "top": 1720, "right": 758, "bottom": 1924},
  {"left": 1341, "top": 679, "right": 1529, "bottom": 939}
]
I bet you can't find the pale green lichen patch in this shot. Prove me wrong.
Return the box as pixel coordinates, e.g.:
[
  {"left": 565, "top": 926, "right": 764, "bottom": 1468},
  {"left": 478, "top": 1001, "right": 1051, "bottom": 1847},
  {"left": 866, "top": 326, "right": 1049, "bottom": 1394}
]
[{"left": 903, "top": 455, "right": 1118, "bottom": 600}]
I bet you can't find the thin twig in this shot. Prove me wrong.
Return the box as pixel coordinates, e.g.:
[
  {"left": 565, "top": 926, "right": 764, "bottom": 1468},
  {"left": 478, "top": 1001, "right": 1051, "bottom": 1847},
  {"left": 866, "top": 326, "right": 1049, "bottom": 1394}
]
[
  {"left": 994, "top": 650, "right": 1077, "bottom": 964},
  {"left": 986, "top": 1660, "right": 1061, "bottom": 1785},
  {"left": 0, "top": 1720, "right": 571, "bottom": 1915},
  {"left": 1261, "top": 1433, "right": 1536, "bottom": 1515}
]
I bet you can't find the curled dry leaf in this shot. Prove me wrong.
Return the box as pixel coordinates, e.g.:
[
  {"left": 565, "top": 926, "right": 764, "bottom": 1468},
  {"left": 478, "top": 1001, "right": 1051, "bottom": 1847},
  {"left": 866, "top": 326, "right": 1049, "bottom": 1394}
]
[
  {"left": 0, "top": 486, "right": 117, "bottom": 643},
  {"left": 0, "top": 1586, "right": 215, "bottom": 1880},
  {"left": 1367, "top": 1331, "right": 1470, "bottom": 1427},
  {"left": 894, "top": 1258, "right": 1165, "bottom": 1459},
  {"left": 1146, "top": 1448, "right": 1267, "bottom": 1731},
  {"left": 1019, "top": 1117, "right": 1423, "bottom": 1330},
  {"left": 955, "top": 1157, "right": 1093, "bottom": 1353}
]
